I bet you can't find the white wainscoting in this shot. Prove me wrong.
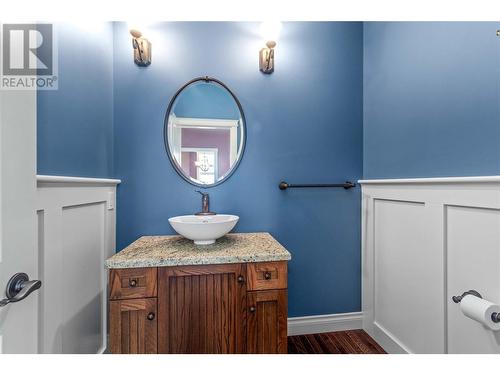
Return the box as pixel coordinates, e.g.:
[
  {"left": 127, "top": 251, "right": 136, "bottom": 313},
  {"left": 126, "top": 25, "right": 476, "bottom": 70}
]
[
  {"left": 36, "top": 175, "right": 120, "bottom": 353},
  {"left": 360, "top": 176, "right": 500, "bottom": 354}
]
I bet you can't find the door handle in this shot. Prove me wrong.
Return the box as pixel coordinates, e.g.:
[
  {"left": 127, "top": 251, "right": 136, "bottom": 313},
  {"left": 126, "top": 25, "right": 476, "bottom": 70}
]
[{"left": 0, "top": 273, "right": 41, "bottom": 307}]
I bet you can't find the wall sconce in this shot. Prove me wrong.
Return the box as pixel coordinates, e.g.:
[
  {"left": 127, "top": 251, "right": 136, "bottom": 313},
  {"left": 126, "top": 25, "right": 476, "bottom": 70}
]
[
  {"left": 130, "top": 29, "right": 151, "bottom": 67},
  {"left": 259, "top": 41, "right": 276, "bottom": 74},
  {"left": 259, "top": 21, "right": 281, "bottom": 74}
]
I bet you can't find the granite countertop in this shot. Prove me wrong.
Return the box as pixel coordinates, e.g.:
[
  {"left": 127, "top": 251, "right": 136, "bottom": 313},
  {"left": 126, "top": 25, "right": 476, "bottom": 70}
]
[{"left": 105, "top": 232, "right": 291, "bottom": 269}]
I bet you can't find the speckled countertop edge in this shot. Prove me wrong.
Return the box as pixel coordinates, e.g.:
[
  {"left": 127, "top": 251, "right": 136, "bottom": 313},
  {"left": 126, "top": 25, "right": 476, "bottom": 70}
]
[{"left": 105, "top": 232, "right": 291, "bottom": 269}]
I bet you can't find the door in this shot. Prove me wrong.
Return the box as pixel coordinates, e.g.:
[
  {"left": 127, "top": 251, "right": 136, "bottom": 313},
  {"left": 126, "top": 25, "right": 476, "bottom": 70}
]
[
  {"left": 0, "top": 88, "right": 39, "bottom": 353},
  {"left": 247, "top": 289, "right": 288, "bottom": 354},
  {"left": 158, "top": 263, "right": 247, "bottom": 353},
  {"left": 109, "top": 298, "right": 158, "bottom": 354}
]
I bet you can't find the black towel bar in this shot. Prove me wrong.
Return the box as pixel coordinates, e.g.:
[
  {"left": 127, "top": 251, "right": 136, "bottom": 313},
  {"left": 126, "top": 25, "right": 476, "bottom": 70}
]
[{"left": 279, "top": 181, "right": 356, "bottom": 190}]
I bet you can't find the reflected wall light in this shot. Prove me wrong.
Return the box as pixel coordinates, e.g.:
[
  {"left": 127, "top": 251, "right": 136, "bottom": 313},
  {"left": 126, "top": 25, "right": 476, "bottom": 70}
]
[
  {"left": 259, "top": 21, "right": 282, "bottom": 74},
  {"left": 130, "top": 29, "right": 151, "bottom": 66}
]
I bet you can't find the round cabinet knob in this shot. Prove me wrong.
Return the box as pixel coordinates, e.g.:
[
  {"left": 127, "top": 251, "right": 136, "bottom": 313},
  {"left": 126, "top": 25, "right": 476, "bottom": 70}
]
[
  {"left": 237, "top": 275, "right": 244, "bottom": 283},
  {"left": 249, "top": 306, "right": 256, "bottom": 313},
  {"left": 129, "top": 279, "right": 138, "bottom": 287},
  {"left": 264, "top": 272, "right": 272, "bottom": 280},
  {"left": 147, "top": 312, "right": 155, "bottom": 321}
]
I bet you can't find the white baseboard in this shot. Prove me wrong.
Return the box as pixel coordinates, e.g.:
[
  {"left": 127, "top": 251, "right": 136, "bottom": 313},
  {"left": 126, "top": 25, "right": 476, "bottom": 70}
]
[
  {"left": 288, "top": 312, "right": 363, "bottom": 336},
  {"left": 366, "top": 322, "right": 409, "bottom": 354}
]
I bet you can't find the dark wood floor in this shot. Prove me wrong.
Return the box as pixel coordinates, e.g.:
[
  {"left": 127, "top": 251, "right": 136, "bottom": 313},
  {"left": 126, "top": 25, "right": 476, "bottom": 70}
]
[{"left": 288, "top": 330, "right": 386, "bottom": 354}]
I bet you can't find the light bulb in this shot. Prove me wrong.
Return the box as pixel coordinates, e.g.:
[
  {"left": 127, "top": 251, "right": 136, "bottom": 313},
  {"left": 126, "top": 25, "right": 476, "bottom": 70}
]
[
  {"left": 130, "top": 29, "right": 142, "bottom": 38},
  {"left": 259, "top": 21, "right": 282, "bottom": 44},
  {"left": 127, "top": 21, "right": 154, "bottom": 37}
]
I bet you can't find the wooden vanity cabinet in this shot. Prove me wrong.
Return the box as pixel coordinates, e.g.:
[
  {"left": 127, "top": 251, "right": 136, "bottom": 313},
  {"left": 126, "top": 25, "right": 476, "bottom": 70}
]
[{"left": 109, "top": 261, "right": 287, "bottom": 354}]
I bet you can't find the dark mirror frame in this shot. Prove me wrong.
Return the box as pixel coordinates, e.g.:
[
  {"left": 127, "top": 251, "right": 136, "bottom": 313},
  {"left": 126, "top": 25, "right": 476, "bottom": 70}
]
[{"left": 163, "top": 76, "right": 247, "bottom": 188}]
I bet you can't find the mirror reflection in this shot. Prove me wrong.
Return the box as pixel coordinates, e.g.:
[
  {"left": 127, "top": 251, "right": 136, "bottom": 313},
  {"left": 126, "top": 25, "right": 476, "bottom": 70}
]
[{"left": 165, "top": 78, "right": 245, "bottom": 187}]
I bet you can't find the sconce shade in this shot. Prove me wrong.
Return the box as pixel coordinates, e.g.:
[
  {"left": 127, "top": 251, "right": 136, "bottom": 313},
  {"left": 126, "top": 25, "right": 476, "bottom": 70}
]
[
  {"left": 259, "top": 22, "right": 280, "bottom": 74},
  {"left": 259, "top": 46, "right": 274, "bottom": 74},
  {"left": 130, "top": 31, "right": 152, "bottom": 67}
]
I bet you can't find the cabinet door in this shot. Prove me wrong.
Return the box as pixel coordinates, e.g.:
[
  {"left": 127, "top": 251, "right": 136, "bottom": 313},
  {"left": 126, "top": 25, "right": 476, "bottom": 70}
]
[
  {"left": 109, "top": 298, "right": 157, "bottom": 354},
  {"left": 158, "top": 264, "right": 247, "bottom": 353},
  {"left": 247, "top": 290, "right": 287, "bottom": 354}
]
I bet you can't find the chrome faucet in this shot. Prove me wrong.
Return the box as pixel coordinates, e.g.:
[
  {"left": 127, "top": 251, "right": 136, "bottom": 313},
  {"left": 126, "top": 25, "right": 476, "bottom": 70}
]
[{"left": 195, "top": 190, "right": 216, "bottom": 216}]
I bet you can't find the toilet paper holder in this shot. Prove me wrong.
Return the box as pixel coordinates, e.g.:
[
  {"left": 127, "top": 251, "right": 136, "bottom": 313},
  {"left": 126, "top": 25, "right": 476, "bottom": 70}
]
[{"left": 452, "top": 289, "right": 500, "bottom": 323}]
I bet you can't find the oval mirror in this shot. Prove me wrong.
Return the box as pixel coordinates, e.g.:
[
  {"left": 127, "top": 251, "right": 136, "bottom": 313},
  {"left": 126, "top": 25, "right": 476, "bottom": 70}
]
[{"left": 164, "top": 77, "right": 246, "bottom": 187}]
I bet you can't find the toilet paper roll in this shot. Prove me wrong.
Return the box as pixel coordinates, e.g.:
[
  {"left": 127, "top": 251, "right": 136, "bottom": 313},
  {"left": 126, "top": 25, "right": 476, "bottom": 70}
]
[{"left": 460, "top": 294, "right": 500, "bottom": 331}]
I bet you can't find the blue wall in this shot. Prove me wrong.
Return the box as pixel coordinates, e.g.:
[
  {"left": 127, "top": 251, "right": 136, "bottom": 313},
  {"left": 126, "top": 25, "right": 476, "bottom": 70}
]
[
  {"left": 113, "top": 22, "right": 364, "bottom": 317},
  {"left": 173, "top": 82, "right": 241, "bottom": 120},
  {"left": 37, "top": 23, "right": 114, "bottom": 177},
  {"left": 363, "top": 22, "right": 500, "bottom": 179}
]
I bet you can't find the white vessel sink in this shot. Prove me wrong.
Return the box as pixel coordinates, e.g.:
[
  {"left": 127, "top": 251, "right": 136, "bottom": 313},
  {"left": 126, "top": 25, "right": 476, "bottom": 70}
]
[{"left": 168, "top": 214, "right": 239, "bottom": 245}]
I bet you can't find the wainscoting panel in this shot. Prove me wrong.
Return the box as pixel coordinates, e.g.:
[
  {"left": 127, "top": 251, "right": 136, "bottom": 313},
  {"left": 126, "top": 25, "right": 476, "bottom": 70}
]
[
  {"left": 446, "top": 205, "right": 500, "bottom": 354},
  {"left": 36, "top": 175, "right": 120, "bottom": 354},
  {"left": 373, "top": 199, "right": 444, "bottom": 354},
  {"left": 360, "top": 176, "right": 500, "bottom": 354}
]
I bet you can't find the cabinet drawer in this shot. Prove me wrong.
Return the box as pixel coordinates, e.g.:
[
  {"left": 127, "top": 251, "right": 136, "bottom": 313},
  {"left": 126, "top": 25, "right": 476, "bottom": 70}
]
[
  {"left": 109, "top": 267, "right": 157, "bottom": 300},
  {"left": 247, "top": 261, "right": 287, "bottom": 291}
]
